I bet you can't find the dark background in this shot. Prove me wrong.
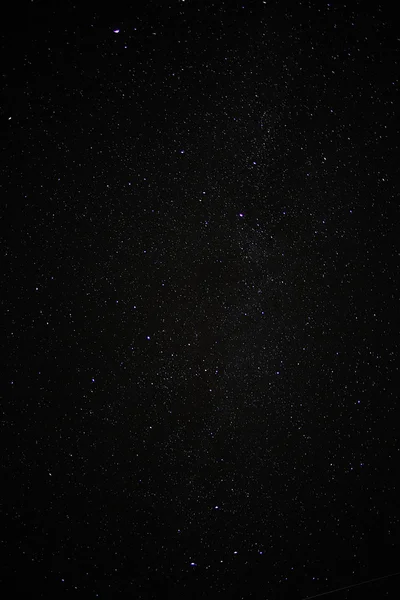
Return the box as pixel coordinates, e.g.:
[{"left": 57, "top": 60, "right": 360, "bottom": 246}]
[{"left": 1, "top": 1, "right": 399, "bottom": 598}]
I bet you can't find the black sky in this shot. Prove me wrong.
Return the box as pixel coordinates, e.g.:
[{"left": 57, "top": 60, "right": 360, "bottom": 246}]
[{"left": 1, "top": 1, "right": 400, "bottom": 598}]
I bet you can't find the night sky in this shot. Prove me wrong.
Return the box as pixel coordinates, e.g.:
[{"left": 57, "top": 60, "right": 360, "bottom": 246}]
[{"left": 1, "top": 1, "right": 400, "bottom": 598}]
